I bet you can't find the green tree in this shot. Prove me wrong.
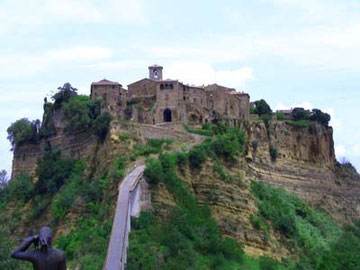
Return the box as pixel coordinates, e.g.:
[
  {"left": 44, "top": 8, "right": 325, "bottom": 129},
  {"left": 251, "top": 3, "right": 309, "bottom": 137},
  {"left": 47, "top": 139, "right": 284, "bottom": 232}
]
[
  {"left": 62, "top": 95, "right": 101, "bottom": 134},
  {"left": 254, "top": 99, "right": 272, "bottom": 116},
  {"left": 34, "top": 149, "right": 75, "bottom": 195},
  {"left": 92, "top": 112, "right": 112, "bottom": 142},
  {"left": 310, "top": 109, "right": 330, "bottom": 126},
  {"left": 7, "top": 118, "right": 40, "bottom": 149},
  {"left": 292, "top": 107, "right": 310, "bottom": 121},
  {"left": 52, "top": 83, "right": 77, "bottom": 110}
]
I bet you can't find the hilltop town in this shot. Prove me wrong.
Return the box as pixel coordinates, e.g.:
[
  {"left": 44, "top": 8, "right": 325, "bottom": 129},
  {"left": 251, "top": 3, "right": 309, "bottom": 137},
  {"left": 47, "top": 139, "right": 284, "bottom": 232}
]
[{"left": 90, "top": 65, "right": 250, "bottom": 126}]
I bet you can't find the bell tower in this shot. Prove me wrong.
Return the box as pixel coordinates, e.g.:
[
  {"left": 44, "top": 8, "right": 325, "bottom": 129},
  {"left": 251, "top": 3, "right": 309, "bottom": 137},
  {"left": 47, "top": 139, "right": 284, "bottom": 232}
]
[{"left": 148, "top": 64, "right": 163, "bottom": 81}]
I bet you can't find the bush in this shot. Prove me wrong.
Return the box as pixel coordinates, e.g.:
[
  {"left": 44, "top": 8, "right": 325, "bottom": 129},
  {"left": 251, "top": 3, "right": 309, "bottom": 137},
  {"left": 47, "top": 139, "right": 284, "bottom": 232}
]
[
  {"left": 34, "top": 149, "right": 75, "bottom": 195},
  {"left": 7, "top": 118, "right": 41, "bottom": 149},
  {"left": 5, "top": 173, "right": 33, "bottom": 203},
  {"left": 144, "top": 158, "right": 164, "bottom": 185},
  {"left": 184, "top": 124, "right": 214, "bottom": 136},
  {"left": 51, "top": 184, "right": 77, "bottom": 219},
  {"left": 251, "top": 181, "right": 342, "bottom": 268},
  {"left": 175, "top": 152, "right": 187, "bottom": 167},
  {"left": 251, "top": 140, "right": 258, "bottom": 151},
  {"left": 276, "top": 113, "right": 285, "bottom": 120},
  {"left": 219, "top": 237, "right": 243, "bottom": 263},
  {"left": 188, "top": 146, "right": 206, "bottom": 169},
  {"left": 269, "top": 145, "right": 278, "bottom": 161},
  {"left": 135, "top": 138, "right": 173, "bottom": 156},
  {"left": 92, "top": 111, "right": 112, "bottom": 142}
]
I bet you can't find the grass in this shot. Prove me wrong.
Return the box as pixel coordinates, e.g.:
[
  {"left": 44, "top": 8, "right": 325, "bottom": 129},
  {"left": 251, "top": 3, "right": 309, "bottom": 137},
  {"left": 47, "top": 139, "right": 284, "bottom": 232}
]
[
  {"left": 134, "top": 138, "right": 173, "bottom": 156},
  {"left": 184, "top": 124, "right": 214, "bottom": 136},
  {"left": 285, "top": 120, "right": 310, "bottom": 128}
]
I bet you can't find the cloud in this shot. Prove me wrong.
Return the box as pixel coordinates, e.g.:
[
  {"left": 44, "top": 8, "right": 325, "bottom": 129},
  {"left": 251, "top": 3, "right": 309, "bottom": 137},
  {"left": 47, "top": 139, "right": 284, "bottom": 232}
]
[
  {"left": 166, "top": 62, "right": 254, "bottom": 89},
  {"left": 0, "top": 47, "right": 112, "bottom": 79},
  {"left": 0, "top": 0, "right": 147, "bottom": 34}
]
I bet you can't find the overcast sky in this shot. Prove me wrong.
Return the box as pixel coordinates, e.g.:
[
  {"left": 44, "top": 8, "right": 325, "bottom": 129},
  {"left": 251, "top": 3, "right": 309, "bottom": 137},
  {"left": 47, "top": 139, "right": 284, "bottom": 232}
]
[{"left": 1, "top": 0, "right": 359, "bottom": 175}]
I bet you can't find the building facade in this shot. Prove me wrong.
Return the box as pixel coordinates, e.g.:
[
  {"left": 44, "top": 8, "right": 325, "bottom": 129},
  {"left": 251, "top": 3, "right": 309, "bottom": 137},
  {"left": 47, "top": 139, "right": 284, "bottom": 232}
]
[{"left": 91, "top": 65, "right": 250, "bottom": 126}]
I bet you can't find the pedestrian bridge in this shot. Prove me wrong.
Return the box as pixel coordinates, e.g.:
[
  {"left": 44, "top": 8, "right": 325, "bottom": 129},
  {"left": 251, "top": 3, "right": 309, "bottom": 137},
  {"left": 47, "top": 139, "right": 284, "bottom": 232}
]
[{"left": 103, "top": 165, "right": 146, "bottom": 270}]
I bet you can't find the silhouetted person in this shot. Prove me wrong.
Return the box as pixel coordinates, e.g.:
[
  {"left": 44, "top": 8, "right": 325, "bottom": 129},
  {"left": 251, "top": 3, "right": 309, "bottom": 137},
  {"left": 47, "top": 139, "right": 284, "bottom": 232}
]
[{"left": 11, "top": 226, "right": 66, "bottom": 270}]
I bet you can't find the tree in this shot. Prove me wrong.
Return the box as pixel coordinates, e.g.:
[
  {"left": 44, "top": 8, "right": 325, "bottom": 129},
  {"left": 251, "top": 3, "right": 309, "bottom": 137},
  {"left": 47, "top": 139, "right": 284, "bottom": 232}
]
[
  {"left": 292, "top": 107, "right": 310, "bottom": 121},
  {"left": 254, "top": 99, "right": 272, "bottom": 116},
  {"left": 62, "top": 95, "right": 101, "bottom": 134},
  {"left": 310, "top": 109, "right": 330, "bottom": 126},
  {"left": 7, "top": 118, "right": 40, "bottom": 149},
  {"left": 52, "top": 83, "right": 78, "bottom": 110},
  {"left": 92, "top": 111, "right": 112, "bottom": 142}
]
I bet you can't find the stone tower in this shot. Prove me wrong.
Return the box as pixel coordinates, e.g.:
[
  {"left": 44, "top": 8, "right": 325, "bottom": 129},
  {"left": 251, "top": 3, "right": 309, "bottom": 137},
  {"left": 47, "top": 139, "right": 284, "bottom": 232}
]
[{"left": 148, "top": 65, "right": 163, "bottom": 81}]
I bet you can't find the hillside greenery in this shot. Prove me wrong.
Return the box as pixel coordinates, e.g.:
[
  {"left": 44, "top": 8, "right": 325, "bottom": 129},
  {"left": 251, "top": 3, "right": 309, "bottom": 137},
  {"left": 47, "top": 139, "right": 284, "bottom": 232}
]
[
  {"left": 2, "top": 111, "right": 359, "bottom": 270},
  {"left": 6, "top": 83, "right": 112, "bottom": 149}
]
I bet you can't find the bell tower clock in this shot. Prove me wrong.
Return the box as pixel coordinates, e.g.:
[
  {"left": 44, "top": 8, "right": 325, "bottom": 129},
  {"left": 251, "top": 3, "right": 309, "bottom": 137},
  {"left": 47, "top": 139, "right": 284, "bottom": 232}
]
[{"left": 148, "top": 64, "right": 163, "bottom": 81}]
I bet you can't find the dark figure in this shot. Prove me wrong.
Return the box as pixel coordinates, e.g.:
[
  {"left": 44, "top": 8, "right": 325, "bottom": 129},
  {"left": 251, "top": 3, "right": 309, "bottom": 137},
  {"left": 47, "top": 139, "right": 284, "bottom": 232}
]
[{"left": 11, "top": 226, "right": 66, "bottom": 270}]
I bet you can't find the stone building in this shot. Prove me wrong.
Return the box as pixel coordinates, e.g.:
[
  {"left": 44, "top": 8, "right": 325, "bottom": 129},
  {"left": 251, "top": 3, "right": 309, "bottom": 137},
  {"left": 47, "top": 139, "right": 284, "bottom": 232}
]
[
  {"left": 91, "top": 79, "right": 127, "bottom": 117},
  {"left": 91, "top": 65, "right": 250, "bottom": 126}
]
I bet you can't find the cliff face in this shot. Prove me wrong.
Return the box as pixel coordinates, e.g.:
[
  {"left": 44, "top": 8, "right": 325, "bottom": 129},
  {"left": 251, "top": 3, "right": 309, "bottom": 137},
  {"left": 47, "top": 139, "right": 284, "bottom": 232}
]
[
  {"left": 11, "top": 111, "right": 97, "bottom": 180},
  {"left": 10, "top": 117, "right": 360, "bottom": 259},
  {"left": 246, "top": 120, "right": 360, "bottom": 222}
]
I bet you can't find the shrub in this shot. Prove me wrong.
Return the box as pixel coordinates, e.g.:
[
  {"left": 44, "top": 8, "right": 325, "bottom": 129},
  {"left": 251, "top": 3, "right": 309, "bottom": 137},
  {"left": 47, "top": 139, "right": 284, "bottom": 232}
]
[
  {"left": 251, "top": 140, "right": 258, "bottom": 151},
  {"left": 175, "top": 152, "right": 187, "bottom": 167},
  {"left": 269, "top": 145, "right": 278, "bottom": 161},
  {"left": 188, "top": 146, "right": 206, "bottom": 169},
  {"left": 5, "top": 173, "right": 33, "bottom": 203},
  {"left": 135, "top": 138, "right": 173, "bottom": 156},
  {"left": 219, "top": 237, "right": 243, "bottom": 263},
  {"left": 113, "top": 157, "right": 127, "bottom": 179},
  {"left": 144, "top": 158, "right": 163, "bottom": 185},
  {"left": 34, "top": 149, "right": 75, "bottom": 195},
  {"left": 92, "top": 112, "right": 112, "bottom": 142},
  {"left": 184, "top": 124, "right": 214, "bottom": 136},
  {"left": 51, "top": 184, "right": 77, "bottom": 219},
  {"left": 276, "top": 113, "right": 285, "bottom": 120},
  {"left": 212, "top": 163, "right": 232, "bottom": 183}
]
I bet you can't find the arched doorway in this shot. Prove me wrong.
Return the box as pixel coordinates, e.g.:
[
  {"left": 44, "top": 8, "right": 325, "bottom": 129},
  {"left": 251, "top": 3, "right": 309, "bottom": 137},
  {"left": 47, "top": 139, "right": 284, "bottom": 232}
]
[{"left": 163, "top": 108, "right": 172, "bottom": 122}]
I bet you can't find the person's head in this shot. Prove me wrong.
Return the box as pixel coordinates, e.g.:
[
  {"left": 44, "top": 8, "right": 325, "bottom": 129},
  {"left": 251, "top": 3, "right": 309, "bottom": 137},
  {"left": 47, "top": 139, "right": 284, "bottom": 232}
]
[{"left": 38, "top": 226, "right": 52, "bottom": 252}]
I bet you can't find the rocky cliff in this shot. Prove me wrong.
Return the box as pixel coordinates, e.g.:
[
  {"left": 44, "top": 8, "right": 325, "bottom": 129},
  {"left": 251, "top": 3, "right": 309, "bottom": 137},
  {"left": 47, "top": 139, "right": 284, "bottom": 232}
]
[
  {"left": 246, "top": 120, "right": 360, "bottom": 222},
  {"left": 10, "top": 117, "right": 360, "bottom": 260}
]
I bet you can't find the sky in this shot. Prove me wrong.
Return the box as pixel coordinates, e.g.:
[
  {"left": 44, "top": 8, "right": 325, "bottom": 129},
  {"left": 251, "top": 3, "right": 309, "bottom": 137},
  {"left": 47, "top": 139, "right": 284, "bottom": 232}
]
[{"left": 0, "top": 0, "right": 359, "bottom": 176}]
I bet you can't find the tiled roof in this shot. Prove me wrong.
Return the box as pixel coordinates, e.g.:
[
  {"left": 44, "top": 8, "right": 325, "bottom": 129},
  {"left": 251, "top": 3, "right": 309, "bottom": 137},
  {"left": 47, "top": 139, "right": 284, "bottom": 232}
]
[{"left": 92, "top": 79, "right": 121, "bottom": 86}]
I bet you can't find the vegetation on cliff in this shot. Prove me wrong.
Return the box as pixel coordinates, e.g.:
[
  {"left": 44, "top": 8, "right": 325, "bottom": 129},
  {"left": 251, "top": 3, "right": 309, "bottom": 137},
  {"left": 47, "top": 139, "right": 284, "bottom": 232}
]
[
  {"left": 251, "top": 181, "right": 360, "bottom": 270},
  {"left": 7, "top": 83, "right": 112, "bottom": 150},
  {"left": 129, "top": 126, "right": 246, "bottom": 269}
]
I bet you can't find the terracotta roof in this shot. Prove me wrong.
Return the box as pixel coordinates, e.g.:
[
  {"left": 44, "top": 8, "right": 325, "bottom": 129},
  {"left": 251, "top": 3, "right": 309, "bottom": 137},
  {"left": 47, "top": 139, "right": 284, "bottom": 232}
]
[{"left": 92, "top": 79, "right": 122, "bottom": 86}]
